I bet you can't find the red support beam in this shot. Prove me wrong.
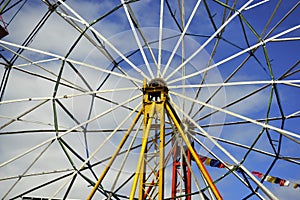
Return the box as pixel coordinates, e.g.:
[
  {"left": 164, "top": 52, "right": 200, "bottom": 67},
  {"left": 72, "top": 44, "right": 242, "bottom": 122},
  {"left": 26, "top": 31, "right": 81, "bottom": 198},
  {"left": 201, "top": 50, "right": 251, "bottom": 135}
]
[{"left": 171, "top": 143, "right": 192, "bottom": 200}]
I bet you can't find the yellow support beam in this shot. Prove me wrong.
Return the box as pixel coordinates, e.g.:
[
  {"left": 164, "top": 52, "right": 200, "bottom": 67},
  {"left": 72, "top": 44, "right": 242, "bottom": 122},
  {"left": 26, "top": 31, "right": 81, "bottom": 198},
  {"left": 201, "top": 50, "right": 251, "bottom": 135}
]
[
  {"left": 138, "top": 153, "right": 146, "bottom": 199},
  {"left": 87, "top": 109, "right": 143, "bottom": 200},
  {"left": 88, "top": 78, "right": 222, "bottom": 199},
  {"left": 158, "top": 101, "right": 165, "bottom": 200},
  {"left": 130, "top": 102, "right": 156, "bottom": 199},
  {"left": 165, "top": 102, "right": 222, "bottom": 200}
]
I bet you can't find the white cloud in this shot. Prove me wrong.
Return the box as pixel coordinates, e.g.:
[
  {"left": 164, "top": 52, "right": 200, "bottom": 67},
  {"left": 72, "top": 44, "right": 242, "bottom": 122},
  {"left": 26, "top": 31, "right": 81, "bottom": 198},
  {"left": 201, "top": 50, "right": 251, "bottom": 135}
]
[{"left": 0, "top": 0, "right": 299, "bottom": 199}]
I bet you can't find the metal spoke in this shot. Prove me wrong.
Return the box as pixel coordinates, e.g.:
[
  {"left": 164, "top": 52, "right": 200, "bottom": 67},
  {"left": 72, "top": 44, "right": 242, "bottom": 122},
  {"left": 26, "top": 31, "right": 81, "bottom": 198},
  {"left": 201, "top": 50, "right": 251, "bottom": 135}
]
[
  {"left": 168, "top": 97, "right": 278, "bottom": 200},
  {"left": 170, "top": 91, "right": 300, "bottom": 143},
  {"left": 161, "top": 0, "right": 202, "bottom": 77},
  {"left": 0, "top": 94, "right": 142, "bottom": 169},
  {"left": 0, "top": 40, "right": 143, "bottom": 84},
  {"left": 165, "top": 0, "right": 254, "bottom": 81},
  {"left": 121, "top": 0, "right": 154, "bottom": 79},
  {"left": 167, "top": 24, "right": 300, "bottom": 85},
  {"left": 56, "top": 0, "right": 150, "bottom": 81}
]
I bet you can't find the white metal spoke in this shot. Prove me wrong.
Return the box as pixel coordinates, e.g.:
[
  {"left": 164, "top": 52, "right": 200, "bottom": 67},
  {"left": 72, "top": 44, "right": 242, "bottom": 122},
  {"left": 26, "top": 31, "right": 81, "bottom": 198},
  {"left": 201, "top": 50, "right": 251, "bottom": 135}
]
[
  {"left": 0, "top": 168, "right": 74, "bottom": 182},
  {"left": 0, "top": 86, "right": 139, "bottom": 105},
  {"left": 0, "top": 100, "right": 49, "bottom": 129},
  {"left": 244, "top": 0, "right": 270, "bottom": 11},
  {"left": 164, "top": 0, "right": 255, "bottom": 81},
  {"left": 0, "top": 114, "right": 68, "bottom": 130},
  {"left": 1, "top": 45, "right": 89, "bottom": 92},
  {"left": 287, "top": 110, "right": 300, "bottom": 119},
  {"left": 168, "top": 79, "right": 300, "bottom": 89},
  {"left": 0, "top": 40, "right": 143, "bottom": 84},
  {"left": 14, "top": 58, "right": 59, "bottom": 68},
  {"left": 126, "top": 4, "right": 159, "bottom": 71},
  {"left": 168, "top": 98, "right": 278, "bottom": 200},
  {"left": 57, "top": 0, "right": 150, "bottom": 80},
  {"left": 108, "top": 120, "right": 143, "bottom": 197},
  {"left": 121, "top": 0, "right": 154, "bottom": 79},
  {"left": 191, "top": 135, "right": 265, "bottom": 199},
  {"left": 270, "top": 37, "right": 300, "bottom": 42},
  {"left": 54, "top": 8, "right": 141, "bottom": 89},
  {"left": 170, "top": 91, "right": 300, "bottom": 143},
  {"left": 3, "top": 142, "right": 52, "bottom": 198},
  {"left": 51, "top": 101, "right": 142, "bottom": 198},
  {"left": 161, "top": 0, "right": 202, "bottom": 77},
  {"left": 191, "top": 130, "right": 288, "bottom": 163},
  {"left": 167, "top": 24, "right": 300, "bottom": 84},
  {"left": 0, "top": 94, "right": 142, "bottom": 169},
  {"left": 157, "top": 0, "right": 164, "bottom": 77}
]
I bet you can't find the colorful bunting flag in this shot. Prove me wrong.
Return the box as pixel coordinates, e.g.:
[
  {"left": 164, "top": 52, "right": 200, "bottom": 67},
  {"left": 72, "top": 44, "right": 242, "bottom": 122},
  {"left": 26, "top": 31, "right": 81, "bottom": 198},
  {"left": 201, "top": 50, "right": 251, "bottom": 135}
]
[
  {"left": 252, "top": 171, "right": 263, "bottom": 178},
  {"left": 198, "top": 155, "right": 299, "bottom": 190}
]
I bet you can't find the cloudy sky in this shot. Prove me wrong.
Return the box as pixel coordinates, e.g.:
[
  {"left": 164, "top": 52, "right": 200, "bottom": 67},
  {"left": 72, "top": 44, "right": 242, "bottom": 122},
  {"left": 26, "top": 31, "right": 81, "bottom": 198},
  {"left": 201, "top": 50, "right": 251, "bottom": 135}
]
[{"left": 0, "top": 0, "right": 299, "bottom": 199}]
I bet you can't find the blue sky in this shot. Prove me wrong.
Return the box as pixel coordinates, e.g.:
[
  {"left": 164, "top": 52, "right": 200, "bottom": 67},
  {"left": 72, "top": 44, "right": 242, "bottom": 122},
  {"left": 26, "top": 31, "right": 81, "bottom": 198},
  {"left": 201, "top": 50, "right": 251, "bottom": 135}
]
[{"left": 0, "top": 0, "right": 299, "bottom": 199}]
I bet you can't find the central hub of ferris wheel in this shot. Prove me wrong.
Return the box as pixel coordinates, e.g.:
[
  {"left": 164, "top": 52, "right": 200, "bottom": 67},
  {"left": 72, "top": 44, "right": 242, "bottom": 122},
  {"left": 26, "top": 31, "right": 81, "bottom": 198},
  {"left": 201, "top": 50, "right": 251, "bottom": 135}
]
[{"left": 143, "top": 78, "right": 168, "bottom": 102}]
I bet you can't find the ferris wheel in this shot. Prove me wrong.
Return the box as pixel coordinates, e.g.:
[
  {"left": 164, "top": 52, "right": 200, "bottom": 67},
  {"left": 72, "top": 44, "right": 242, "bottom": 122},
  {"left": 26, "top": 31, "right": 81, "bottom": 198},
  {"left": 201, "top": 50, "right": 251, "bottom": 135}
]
[{"left": 0, "top": 0, "right": 299, "bottom": 199}]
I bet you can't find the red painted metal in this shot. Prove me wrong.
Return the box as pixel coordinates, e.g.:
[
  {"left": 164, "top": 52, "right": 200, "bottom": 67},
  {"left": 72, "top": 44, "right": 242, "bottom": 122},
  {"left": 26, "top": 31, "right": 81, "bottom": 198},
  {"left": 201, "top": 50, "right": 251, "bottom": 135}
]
[{"left": 171, "top": 141, "right": 192, "bottom": 200}]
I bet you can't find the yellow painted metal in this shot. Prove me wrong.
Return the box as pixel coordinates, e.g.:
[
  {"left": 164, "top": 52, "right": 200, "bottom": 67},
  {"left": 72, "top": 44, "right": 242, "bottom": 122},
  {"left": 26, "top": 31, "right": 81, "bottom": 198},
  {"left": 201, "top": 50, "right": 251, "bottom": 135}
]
[
  {"left": 130, "top": 102, "right": 156, "bottom": 199},
  {"left": 165, "top": 102, "right": 223, "bottom": 200},
  {"left": 88, "top": 78, "right": 222, "bottom": 199},
  {"left": 158, "top": 102, "right": 165, "bottom": 200},
  {"left": 87, "top": 109, "right": 143, "bottom": 200},
  {"left": 133, "top": 78, "right": 168, "bottom": 199},
  {"left": 138, "top": 114, "right": 147, "bottom": 199},
  {"left": 138, "top": 154, "right": 145, "bottom": 199}
]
